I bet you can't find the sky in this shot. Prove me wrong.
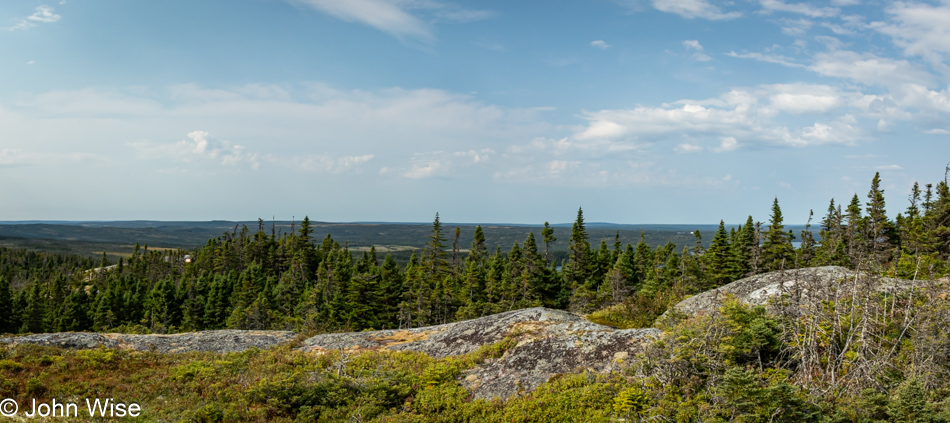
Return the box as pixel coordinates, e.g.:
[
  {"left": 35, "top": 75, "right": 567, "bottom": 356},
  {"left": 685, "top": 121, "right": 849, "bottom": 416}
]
[{"left": 1, "top": 0, "right": 948, "bottom": 225}]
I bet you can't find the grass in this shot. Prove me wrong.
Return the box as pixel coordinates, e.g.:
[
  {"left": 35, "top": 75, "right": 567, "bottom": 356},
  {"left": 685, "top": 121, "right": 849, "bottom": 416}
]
[{"left": 0, "top": 335, "right": 635, "bottom": 422}]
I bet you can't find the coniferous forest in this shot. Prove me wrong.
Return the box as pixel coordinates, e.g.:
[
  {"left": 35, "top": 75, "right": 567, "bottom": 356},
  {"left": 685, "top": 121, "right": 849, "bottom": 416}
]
[
  {"left": 2, "top": 170, "right": 950, "bottom": 422},
  {"left": 1, "top": 171, "right": 947, "bottom": 336}
]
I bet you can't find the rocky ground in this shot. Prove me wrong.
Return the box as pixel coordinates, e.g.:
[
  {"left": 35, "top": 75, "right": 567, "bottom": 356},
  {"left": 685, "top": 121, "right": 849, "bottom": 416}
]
[
  {"left": 669, "top": 266, "right": 938, "bottom": 319},
  {"left": 0, "top": 330, "right": 298, "bottom": 353},
  {"left": 300, "top": 307, "right": 660, "bottom": 399}
]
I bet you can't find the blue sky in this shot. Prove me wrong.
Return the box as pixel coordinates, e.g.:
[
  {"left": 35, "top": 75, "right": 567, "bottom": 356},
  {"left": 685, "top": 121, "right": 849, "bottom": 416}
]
[{"left": 1, "top": 0, "right": 948, "bottom": 225}]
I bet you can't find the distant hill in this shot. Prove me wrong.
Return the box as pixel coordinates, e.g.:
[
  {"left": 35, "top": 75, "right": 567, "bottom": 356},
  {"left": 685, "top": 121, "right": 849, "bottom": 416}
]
[{"left": 0, "top": 220, "right": 816, "bottom": 262}]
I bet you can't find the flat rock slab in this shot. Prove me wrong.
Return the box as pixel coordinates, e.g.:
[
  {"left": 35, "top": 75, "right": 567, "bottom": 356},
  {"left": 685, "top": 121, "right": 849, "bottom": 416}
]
[
  {"left": 671, "top": 266, "right": 932, "bottom": 317},
  {"left": 300, "top": 307, "right": 660, "bottom": 399},
  {"left": 0, "top": 330, "right": 298, "bottom": 353}
]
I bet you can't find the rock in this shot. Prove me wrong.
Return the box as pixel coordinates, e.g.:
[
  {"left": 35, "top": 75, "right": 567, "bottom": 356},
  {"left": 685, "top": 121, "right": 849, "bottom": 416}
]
[
  {"left": 670, "top": 266, "right": 934, "bottom": 318},
  {"left": 0, "top": 330, "right": 298, "bottom": 353},
  {"left": 300, "top": 307, "right": 660, "bottom": 399}
]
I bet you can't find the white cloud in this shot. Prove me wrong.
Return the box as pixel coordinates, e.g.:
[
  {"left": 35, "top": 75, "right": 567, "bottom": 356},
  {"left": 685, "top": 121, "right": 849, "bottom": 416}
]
[
  {"left": 765, "top": 84, "right": 841, "bottom": 113},
  {"left": 683, "top": 40, "right": 712, "bottom": 61},
  {"left": 130, "top": 131, "right": 261, "bottom": 169},
  {"left": 778, "top": 18, "right": 813, "bottom": 36},
  {"left": 651, "top": 0, "right": 741, "bottom": 20},
  {"left": 290, "top": 0, "right": 492, "bottom": 43},
  {"left": 758, "top": 0, "right": 839, "bottom": 18},
  {"left": 0, "top": 149, "right": 35, "bottom": 166},
  {"left": 8, "top": 5, "right": 61, "bottom": 31},
  {"left": 276, "top": 153, "right": 374, "bottom": 173},
  {"left": 571, "top": 84, "right": 865, "bottom": 149},
  {"left": 590, "top": 40, "right": 610, "bottom": 49},
  {"left": 292, "top": 0, "right": 433, "bottom": 42},
  {"left": 875, "top": 164, "right": 903, "bottom": 170},
  {"left": 683, "top": 40, "right": 704, "bottom": 51},
  {"left": 404, "top": 158, "right": 447, "bottom": 178},
  {"left": 28, "top": 5, "right": 61, "bottom": 23},
  {"left": 726, "top": 51, "right": 806, "bottom": 68},
  {"left": 809, "top": 50, "right": 934, "bottom": 87},
  {"left": 924, "top": 128, "right": 950, "bottom": 134},
  {"left": 400, "top": 148, "right": 495, "bottom": 178},
  {"left": 873, "top": 2, "right": 950, "bottom": 64},
  {"left": 675, "top": 143, "right": 703, "bottom": 153},
  {"left": 717, "top": 136, "right": 738, "bottom": 151}
]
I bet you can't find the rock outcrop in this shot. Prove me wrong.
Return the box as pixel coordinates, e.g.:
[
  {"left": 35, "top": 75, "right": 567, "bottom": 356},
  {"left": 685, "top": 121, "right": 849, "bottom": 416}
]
[
  {"left": 2, "top": 308, "right": 659, "bottom": 400},
  {"left": 300, "top": 307, "right": 659, "bottom": 399},
  {"left": 0, "top": 330, "right": 298, "bottom": 353},
  {"left": 671, "top": 266, "right": 934, "bottom": 317}
]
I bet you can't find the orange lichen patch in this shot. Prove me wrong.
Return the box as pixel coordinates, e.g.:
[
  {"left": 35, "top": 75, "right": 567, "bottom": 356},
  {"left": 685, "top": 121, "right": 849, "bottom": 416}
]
[
  {"left": 370, "top": 330, "right": 434, "bottom": 346},
  {"left": 508, "top": 320, "right": 559, "bottom": 336}
]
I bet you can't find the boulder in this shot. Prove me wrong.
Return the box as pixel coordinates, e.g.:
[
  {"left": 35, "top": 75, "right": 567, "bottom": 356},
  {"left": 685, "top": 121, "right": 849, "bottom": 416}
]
[
  {"left": 300, "top": 307, "right": 659, "bottom": 399},
  {"left": 671, "top": 266, "right": 933, "bottom": 317}
]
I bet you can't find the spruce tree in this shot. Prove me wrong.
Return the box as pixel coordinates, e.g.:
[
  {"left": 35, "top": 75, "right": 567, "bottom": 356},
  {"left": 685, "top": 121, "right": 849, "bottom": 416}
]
[
  {"left": 60, "top": 289, "right": 92, "bottom": 332},
  {"left": 21, "top": 282, "right": 47, "bottom": 334},
  {"left": 565, "top": 207, "right": 592, "bottom": 311},
  {"left": 541, "top": 221, "right": 556, "bottom": 264},
  {"left": 761, "top": 198, "right": 795, "bottom": 272},
  {"left": 797, "top": 210, "right": 817, "bottom": 267},
  {"left": 0, "top": 276, "right": 12, "bottom": 334},
  {"left": 706, "top": 220, "right": 735, "bottom": 288},
  {"left": 470, "top": 225, "right": 487, "bottom": 264},
  {"left": 865, "top": 172, "right": 897, "bottom": 266},
  {"left": 423, "top": 213, "right": 450, "bottom": 281},
  {"left": 845, "top": 194, "right": 866, "bottom": 265},
  {"left": 733, "top": 216, "right": 756, "bottom": 276}
]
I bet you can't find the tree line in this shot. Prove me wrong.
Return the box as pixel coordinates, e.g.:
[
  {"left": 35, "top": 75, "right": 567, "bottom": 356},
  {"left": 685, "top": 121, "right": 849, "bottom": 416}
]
[{"left": 0, "top": 170, "right": 948, "bottom": 335}]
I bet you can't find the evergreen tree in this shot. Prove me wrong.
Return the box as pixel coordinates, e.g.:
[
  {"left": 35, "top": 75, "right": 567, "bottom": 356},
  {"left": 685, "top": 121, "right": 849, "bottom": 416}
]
[
  {"left": 92, "top": 288, "right": 116, "bottom": 331},
  {"left": 423, "top": 213, "right": 450, "bottom": 281},
  {"left": 541, "top": 221, "right": 556, "bottom": 264},
  {"left": 21, "top": 281, "right": 46, "bottom": 334},
  {"left": 845, "top": 194, "right": 866, "bottom": 265},
  {"left": 565, "top": 208, "right": 593, "bottom": 312},
  {"left": 733, "top": 216, "right": 756, "bottom": 277},
  {"left": 865, "top": 172, "right": 897, "bottom": 264},
  {"left": 706, "top": 220, "right": 736, "bottom": 289},
  {"left": 0, "top": 276, "right": 13, "bottom": 334},
  {"left": 60, "top": 289, "right": 92, "bottom": 332},
  {"left": 797, "top": 210, "right": 817, "bottom": 267},
  {"left": 761, "top": 198, "right": 795, "bottom": 272},
  {"left": 470, "top": 225, "right": 488, "bottom": 264},
  {"left": 817, "top": 199, "right": 849, "bottom": 266}
]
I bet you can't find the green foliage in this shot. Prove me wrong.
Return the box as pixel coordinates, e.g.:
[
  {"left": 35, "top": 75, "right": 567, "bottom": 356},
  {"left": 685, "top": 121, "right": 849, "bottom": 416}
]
[
  {"left": 0, "top": 359, "right": 23, "bottom": 373},
  {"left": 717, "top": 299, "right": 782, "bottom": 367},
  {"left": 613, "top": 385, "right": 649, "bottom": 417}
]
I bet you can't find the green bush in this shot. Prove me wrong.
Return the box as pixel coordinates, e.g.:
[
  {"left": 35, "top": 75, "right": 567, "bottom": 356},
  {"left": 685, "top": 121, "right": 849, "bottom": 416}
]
[{"left": 0, "top": 359, "right": 23, "bottom": 373}]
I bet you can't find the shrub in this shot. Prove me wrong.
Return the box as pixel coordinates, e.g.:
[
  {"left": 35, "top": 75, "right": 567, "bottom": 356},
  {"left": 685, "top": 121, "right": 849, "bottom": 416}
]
[{"left": 0, "top": 359, "right": 23, "bottom": 373}]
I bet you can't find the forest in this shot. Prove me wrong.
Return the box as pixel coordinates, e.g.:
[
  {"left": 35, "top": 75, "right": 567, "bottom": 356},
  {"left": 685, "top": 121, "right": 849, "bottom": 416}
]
[{"left": 2, "top": 169, "right": 950, "bottom": 421}]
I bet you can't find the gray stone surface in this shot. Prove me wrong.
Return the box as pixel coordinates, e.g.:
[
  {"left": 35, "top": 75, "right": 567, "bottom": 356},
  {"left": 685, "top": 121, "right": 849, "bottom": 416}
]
[
  {"left": 300, "top": 307, "right": 659, "bottom": 399},
  {"left": 670, "top": 266, "right": 930, "bottom": 317},
  {"left": 0, "top": 330, "right": 298, "bottom": 353}
]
